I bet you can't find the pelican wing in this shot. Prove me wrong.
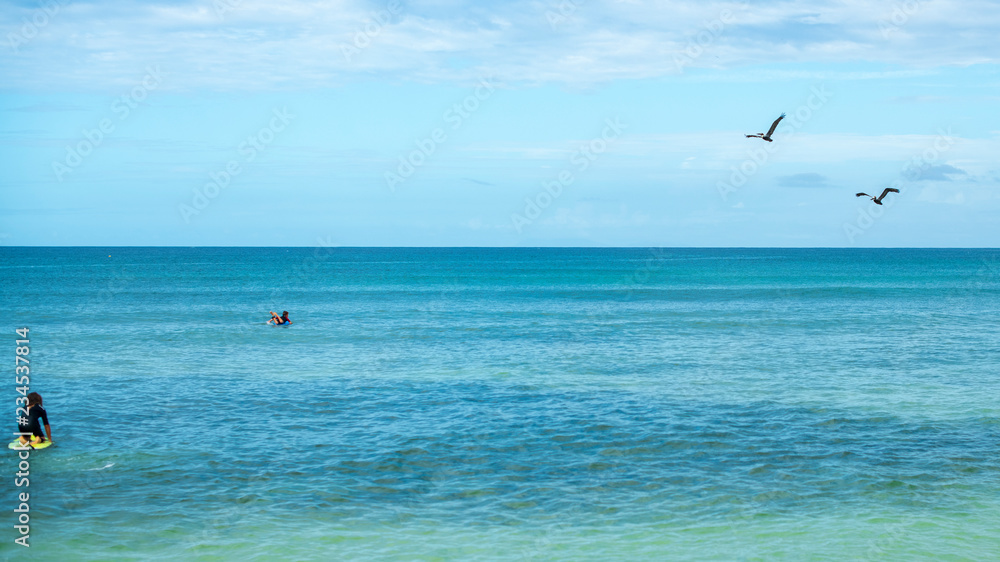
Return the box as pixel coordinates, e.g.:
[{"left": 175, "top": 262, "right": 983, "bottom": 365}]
[
  {"left": 765, "top": 113, "right": 786, "bottom": 137},
  {"left": 879, "top": 187, "right": 900, "bottom": 200},
  {"left": 856, "top": 193, "right": 870, "bottom": 198}
]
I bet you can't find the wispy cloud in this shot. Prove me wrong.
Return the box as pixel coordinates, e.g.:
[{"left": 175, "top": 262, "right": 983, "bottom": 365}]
[
  {"left": 463, "top": 177, "right": 495, "bottom": 186},
  {"left": 2, "top": 0, "right": 1000, "bottom": 91},
  {"left": 887, "top": 95, "right": 950, "bottom": 103},
  {"left": 5, "top": 103, "right": 90, "bottom": 112},
  {"left": 777, "top": 172, "right": 829, "bottom": 187},
  {"left": 904, "top": 163, "right": 968, "bottom": 181}
]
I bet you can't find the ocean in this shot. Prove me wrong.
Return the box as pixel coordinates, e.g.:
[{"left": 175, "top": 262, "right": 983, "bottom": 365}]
[{"left": 2, "top": 247, "right": 999, "bottom": 560}]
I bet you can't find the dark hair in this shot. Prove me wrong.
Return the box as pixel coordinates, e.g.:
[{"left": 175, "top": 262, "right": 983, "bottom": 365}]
[
  {"left": 282, "top": 311, "right": 289, "bottom": 317},
  {"left": 27, "top": 392, "right": 42, "bottom": 407}
]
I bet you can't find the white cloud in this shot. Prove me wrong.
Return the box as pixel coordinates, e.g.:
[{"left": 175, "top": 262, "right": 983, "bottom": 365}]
[
  {"left": 2, "top": 0, "right": 999, "bottom": 91},
  {"left": 917, "top": 185, "right": 967, "bottom": 204}
]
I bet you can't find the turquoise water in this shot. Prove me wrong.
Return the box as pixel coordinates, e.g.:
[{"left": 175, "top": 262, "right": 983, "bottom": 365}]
[{"left": 2, "top": 247, "right": 999, "bottom": 560}]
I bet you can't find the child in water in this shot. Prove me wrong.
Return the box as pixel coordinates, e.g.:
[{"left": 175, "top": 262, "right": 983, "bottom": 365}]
[
  {"left": 268, "top": 311, "right": 292, "bottom": 325},
  {"left": 17, "top": 392, "right": 52, "bottom": 448}
]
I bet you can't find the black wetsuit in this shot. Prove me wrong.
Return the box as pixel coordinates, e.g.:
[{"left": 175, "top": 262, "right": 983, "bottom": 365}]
[{"left": 18, "top": 405, "right": 48, "bottom": 440}]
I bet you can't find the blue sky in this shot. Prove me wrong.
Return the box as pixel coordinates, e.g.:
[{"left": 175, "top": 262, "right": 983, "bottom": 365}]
[{"left": 1, "top": 0, "right": 998, "bottom": 246}]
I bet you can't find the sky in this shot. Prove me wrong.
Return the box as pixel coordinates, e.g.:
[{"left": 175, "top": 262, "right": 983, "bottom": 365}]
[{"left": 1, "top": 0, "right": 998, "bottom": 247}]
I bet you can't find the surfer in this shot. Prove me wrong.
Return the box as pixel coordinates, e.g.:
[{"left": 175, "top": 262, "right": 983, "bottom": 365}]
[
  {"left": 268, "top": 311, "right": 292, "bottom": 325},
  {"left": 17, "top": 393, "right": 52, "bottom": 447}
]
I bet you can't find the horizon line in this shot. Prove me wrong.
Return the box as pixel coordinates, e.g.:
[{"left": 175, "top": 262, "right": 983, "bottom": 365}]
[{"left": 2, "top": 246, "right": 998, "bottom": 250}]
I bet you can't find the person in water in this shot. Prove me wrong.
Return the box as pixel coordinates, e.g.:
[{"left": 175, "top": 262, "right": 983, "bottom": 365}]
[
  {"left": 268, "top": 311, "right": 292, "bottom": 325},
  {"left": 17, "top": 392, "right": 52, "bottom": 448}
]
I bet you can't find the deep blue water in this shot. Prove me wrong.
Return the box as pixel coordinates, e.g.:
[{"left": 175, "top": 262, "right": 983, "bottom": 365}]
[{"left": 2, "top": 247, "right": 999, "bottom": 560}]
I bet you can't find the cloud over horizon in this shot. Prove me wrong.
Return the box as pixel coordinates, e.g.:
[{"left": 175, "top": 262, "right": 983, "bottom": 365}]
[
  {"left": 777, "top": 172, "right": 829, "bottom": 187},
  {"left": 904, "top": 163, "right": 968, "bottom": 181}
]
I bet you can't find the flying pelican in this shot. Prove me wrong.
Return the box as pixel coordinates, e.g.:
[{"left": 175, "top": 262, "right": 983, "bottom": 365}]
[
  {"left": 856, "top": 187, "right": 899, "bottom": 205},
  {"left": 745, "top": 113, "right": 785, "bottom": 142}
]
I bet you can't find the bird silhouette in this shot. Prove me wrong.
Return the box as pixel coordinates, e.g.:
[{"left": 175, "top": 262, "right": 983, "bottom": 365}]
[
  {"left": 745, "top": 113, "right": 785, "bottom": 142},
  {"left": 856, "top": 187, "right": 899, "bottom": 205}
]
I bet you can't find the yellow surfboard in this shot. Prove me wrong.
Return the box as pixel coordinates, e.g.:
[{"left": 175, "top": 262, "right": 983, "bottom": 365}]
[{"left": 8, "top": 440, "right": 52, "bottom": 450}]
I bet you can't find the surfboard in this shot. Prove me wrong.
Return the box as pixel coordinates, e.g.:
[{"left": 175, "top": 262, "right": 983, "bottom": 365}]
[{"left": 8, "top": 440, "right": 52, "bottom": 450}]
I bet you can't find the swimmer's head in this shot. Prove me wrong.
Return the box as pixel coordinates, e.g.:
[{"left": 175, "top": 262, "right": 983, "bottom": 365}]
[
  {"left": 282, "top": 311, "right": 289, "bottom": 317},
  {"left": 27, "top": 392, "right": 42, "bottom": 406}
]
